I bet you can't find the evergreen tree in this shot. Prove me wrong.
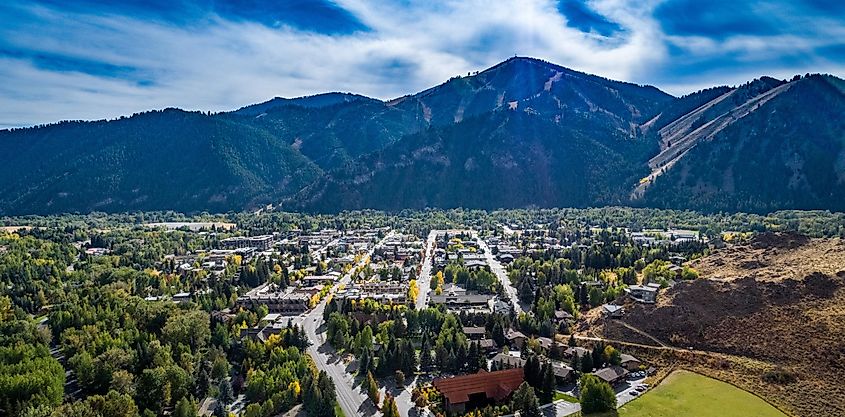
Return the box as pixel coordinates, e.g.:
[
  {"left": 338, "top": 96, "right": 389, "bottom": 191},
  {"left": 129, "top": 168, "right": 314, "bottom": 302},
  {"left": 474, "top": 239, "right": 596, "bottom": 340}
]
[
  {"left": 540, "top": 363, "right": 556, "bottom": 404},
  {"left": 580, "top": 353, "right": 594, "bottom": 373},
  {"left": 217, "top": 380, "right": 234, "bottom": 405},
  {"left": 366, "top": 371, "right": 380, "bottom": 407},
  {"left": 511, "top": 382, "right": 542, "bottom": 417}
]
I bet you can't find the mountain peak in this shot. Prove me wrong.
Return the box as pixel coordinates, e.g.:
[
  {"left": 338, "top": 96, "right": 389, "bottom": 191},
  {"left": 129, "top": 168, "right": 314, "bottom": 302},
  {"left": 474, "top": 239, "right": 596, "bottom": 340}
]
[{"left": 234, "top": 92, "right": 377, "bottom": 116}]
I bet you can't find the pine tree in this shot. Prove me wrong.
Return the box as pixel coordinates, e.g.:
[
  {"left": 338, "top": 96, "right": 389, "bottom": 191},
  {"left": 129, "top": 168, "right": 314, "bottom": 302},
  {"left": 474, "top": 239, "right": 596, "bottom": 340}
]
[
  {"left": 366, "top": 371, "right": 380, "bottom": 407},
  {"left": 511, "top": 382, "right": 542, "bottom": 417},
  {"left": 580, "top": 352, "right": 594, "bottom": 373},
  {"left": 540, "top": 363, "right": 556, "bottom": 404},
  {"left": 420, "top": 334, "right": 433, "bottom": 370}
]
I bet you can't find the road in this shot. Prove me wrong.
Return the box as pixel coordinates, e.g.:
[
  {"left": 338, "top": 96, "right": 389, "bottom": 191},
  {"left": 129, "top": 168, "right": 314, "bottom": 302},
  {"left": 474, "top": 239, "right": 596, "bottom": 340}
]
[
  {"left": 302, "top": 231, "right": 394, "bottom": 417},
  {"left": 415, "top": 230, "right": 438, "bottom": 309},
  {"left": 473, "top": 231, "right": 525, "bottom": 314}
]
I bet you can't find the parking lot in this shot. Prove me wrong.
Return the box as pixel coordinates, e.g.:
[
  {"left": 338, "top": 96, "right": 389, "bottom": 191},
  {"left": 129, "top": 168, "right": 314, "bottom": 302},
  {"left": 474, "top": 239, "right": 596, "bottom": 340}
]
[{"left": 616, "top": 371, "right": 649, "bottom": 406}]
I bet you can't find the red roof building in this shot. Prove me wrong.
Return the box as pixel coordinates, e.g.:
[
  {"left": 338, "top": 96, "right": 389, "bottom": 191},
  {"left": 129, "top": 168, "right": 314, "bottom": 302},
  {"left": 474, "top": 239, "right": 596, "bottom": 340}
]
[{"left": 432, "top": 368, "right": 525, "bottom": 413}]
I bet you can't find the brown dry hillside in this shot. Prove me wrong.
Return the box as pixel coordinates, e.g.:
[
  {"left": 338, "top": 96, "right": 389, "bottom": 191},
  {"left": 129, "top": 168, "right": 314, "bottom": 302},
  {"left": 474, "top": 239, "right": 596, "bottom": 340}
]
[{"left": 592, "top": 233, "right": 845, "bottom": 417}]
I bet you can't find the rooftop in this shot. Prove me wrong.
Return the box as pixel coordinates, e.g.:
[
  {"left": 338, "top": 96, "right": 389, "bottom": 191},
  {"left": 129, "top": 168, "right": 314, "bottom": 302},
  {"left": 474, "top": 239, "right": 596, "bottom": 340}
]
[{"left": 433, "top": 368, "right": 525, "bottom": 405}]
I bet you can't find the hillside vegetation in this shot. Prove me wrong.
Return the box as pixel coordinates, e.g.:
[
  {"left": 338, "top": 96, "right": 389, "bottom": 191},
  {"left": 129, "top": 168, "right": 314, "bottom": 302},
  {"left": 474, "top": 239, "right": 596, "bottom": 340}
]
[{"left": 598, "top": 233, "right": 845, "bottom": 417}]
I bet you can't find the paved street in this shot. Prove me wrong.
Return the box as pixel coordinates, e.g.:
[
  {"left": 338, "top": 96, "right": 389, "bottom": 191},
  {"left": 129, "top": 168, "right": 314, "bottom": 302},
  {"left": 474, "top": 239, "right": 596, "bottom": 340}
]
[
  {"left": 302, "top": 231, "right": 394, "bottom": 417},
  {"left": 473, "top": 232, "right": 525, "bottom": 313},
  {"left": 415, "top": 230, "right": 437, "bottom": 309}
]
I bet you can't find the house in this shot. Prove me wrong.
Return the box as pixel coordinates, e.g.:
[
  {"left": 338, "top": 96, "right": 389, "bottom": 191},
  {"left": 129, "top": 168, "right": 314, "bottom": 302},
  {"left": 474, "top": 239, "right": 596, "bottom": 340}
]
[
  {"left": 536, "top": 337, "right": 554, "bottom": 351},
  {"left": 505, "top": 329, "right": 527, "bottom": 350},
  {"left": 172, "top": 292, "right": 191, "bottom": 304},
  {"left": 601, "top": 303, "right": 624, "bottom": 318},
  {"left": 433, "top": 368, "right": 525, "bottom": 414},
  {"left": 462, "top": 326, "right": 487, "bottom": 340},
  {"left": 478, "top": 339, "right": 497, "bottom": 354},
  {"left": 554, "top": 310, "right": 574, "bottom": 323},
  {"left": 492, "top": 352, "right": 526, "bottom": 369},
  {"left": 550, "top": 361, "right": 574, "bottom": 384},
  {"left": 592, "top": 366, "right": 628, "bottom": 385},
  {"left": 563, "top": 346, "right": 590, "bottom": 360},
  {"left": 626, "top": 284, "right": 658, "bottom": 304},
  {"left": 496, "top": 253, "right": 515, "bottom": 264},
  {"left": 464, "top": 259, "right": 489, "bottom": 271},
  {"left": 620, "top": 354, "right": 642, "bottom": 371}
]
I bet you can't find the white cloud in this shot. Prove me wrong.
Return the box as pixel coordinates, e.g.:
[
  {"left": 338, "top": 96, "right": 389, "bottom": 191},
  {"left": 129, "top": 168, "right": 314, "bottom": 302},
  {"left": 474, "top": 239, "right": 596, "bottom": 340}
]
[{"left": 0, "top": 0, "right": 841, "bottom": 126}]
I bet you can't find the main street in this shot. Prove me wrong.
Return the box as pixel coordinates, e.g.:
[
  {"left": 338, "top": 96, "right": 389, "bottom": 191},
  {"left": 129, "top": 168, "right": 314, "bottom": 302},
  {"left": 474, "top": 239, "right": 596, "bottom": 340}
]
[
  {"left": 473, "top": 231, "right": 525, "bottom": 314},
  {"left": 415, "top": 230, "right": 438, "bottom": 309},
  {"left": 302, "top": 231, "right": 394, "bottom": 417}
]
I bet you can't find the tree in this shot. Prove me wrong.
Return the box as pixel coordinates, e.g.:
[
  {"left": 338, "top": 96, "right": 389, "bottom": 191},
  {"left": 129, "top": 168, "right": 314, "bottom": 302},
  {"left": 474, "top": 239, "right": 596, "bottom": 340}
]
[
  {"left": 408, "top": 279, "right": 419, "bottom": 304},
  {"left": 540, "top": 363, "right": 556, "bottom": 404},
  {"left": 174, "top": 396, "right": 198, "bottom": 417},
  {"left": 579, "top": 374, "right": 616, "bottom": 414},
  {"left": 162, "top": 310, "right": 211, "bottom": 353},
  {"left": 366, "top": 371, "right": 380, "bottom": 407},
  {"left": 568, "top": 334, "right": 576, "bottom": 347},
  {"left": 580, "top": 352, "right": 594, "bottom": 373},
  {"left": 212, "top": 401, "right": 228, "bottom": 417},
  {"left": 382, "top": 394, "right": 400, "bottom": 417},
  {"left": 394, "top": 370, "right": 405, "bottom": 387},
  {"left": 217, "top": 379, "right": 234, "bottom": 405},
  {"left": 511, "top": 382, "right": 542, "bottom": 417}
]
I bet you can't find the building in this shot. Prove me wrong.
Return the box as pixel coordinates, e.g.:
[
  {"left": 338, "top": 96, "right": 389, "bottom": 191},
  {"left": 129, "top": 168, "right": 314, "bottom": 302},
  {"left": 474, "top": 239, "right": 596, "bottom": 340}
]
[
  {"left": 300, "top": 274, "right": 338, "bottom": 286},
  {"left": 592, "top": 366, "right": 628, "bottom": 385},
  {"left": 492, "top": 352, "right": 526, "bottom": 369},
  {"left": 563, "top": 346, "right": 590, "bottom": 359},
  {"left": 554, "top": 310, "right": 574, "bottom": 322},
  {"left": 237, "top": 283, "right": 311, "bottom": 314},
  {"left": 601, "top": 303, "right": 624, "bottom": 318},
  {"left": 551, "top": 361, "right": 574, "bottom": 383},
  {"left": 505, "top": 329, "right": 527, "bottom": 350},
  {"left": 620, "top": 354, "right": 642, "bottom": 371},
  {"left": 626, "top": 284, "right": 658, "bottom": 304},
  {"left": 429, "top": 285, "right": 493, "bottom": 313},
  {"left": 462, "top": 326, "right": 487, "bottom": 340},
  {"left": 221, "top": 235, "right": 274, "bottom": 251},
  {"left": 433, "top": 368, "right": 525, "bottom": 414}
]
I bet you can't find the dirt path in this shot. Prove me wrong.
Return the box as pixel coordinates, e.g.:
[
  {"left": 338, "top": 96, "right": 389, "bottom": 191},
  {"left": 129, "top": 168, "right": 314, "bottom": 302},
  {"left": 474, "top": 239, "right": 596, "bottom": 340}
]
[{"left": 614, "top": 319, "right": 670, "bottom": 348}]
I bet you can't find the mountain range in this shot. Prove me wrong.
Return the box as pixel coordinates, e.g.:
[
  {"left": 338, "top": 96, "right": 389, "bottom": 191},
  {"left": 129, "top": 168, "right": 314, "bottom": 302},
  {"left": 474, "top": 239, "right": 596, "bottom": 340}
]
[{"left": 1, "top": 57, "right": 843, "bottom": 215}]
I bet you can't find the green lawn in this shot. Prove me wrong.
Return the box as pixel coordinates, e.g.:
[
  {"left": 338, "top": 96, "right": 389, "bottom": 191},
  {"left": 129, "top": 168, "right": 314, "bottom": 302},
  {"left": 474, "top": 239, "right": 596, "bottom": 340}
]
[
  {"left": 616, "top": 370, "right": 787, "bottom": 417},
  {"left": 334, "top": 403, "right": 345, "bottom": 417},
  {"left": 555, "top": 391, "right": 580, "bottom": 403}
]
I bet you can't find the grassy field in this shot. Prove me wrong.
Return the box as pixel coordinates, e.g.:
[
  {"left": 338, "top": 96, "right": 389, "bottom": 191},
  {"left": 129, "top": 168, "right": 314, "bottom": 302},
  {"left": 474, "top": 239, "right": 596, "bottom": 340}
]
[
  {"left": 555, "top": 391, "right": 580, "bottom": 403},
  {"left": 616, "top": 370, "right": 788, "bottom": 417}
]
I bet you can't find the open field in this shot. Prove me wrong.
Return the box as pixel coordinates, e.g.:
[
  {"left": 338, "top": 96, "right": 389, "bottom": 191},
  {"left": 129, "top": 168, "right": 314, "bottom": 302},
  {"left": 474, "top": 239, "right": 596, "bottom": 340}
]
[{"left": 617, "top": 370, "right": 787, "bottom": 417}]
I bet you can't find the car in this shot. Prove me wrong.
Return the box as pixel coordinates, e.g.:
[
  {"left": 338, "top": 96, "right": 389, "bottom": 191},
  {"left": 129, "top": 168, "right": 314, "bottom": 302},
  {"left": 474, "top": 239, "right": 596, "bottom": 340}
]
[{"left": 629, "top": 391, "right": 639, "bottom": 396}]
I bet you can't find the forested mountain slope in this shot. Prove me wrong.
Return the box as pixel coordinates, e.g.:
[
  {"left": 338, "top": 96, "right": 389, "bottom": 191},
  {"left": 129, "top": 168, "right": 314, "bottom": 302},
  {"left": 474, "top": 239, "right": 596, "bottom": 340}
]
[
  {"left": 0, "top": 109, "right": 320, "bottom": 215},
  {"left": 642, "top": 75, "right": 845, "bottom": 213},
  {"left": 0, "top": 57, "right": 843, "bottom": 215}
]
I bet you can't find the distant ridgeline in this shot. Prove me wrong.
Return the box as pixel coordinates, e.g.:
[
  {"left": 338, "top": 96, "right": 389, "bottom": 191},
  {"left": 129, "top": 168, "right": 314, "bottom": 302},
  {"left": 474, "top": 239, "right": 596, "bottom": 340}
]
[{"left": 1, "top": 57, "right": 843, "bottom": 215}]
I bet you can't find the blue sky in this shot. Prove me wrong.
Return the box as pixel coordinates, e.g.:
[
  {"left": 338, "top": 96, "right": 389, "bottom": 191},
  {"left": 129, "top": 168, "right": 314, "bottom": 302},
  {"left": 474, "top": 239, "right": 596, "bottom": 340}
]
[{"left": 1, "top": 0, "right": 843, "bottom": 127}]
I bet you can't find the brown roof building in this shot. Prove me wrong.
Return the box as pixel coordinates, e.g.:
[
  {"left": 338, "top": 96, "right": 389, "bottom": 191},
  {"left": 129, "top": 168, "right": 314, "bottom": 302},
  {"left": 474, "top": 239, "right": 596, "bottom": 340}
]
[{"left": 433, "top": 368, "right": 525, "bottom": 413}]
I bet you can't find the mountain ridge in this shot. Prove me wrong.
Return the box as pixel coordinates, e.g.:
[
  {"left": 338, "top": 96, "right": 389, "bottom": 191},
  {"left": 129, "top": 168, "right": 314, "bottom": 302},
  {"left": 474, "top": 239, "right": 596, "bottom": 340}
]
[{"left": 0, "top": 57, "right": 843, "bottom": 215}]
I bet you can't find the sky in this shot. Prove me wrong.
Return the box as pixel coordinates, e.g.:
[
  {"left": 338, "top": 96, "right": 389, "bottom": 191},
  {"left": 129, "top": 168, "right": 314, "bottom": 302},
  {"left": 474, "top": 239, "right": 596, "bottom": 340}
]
[{"left": 1, "top": 0, "right": 843, "bottom": 127}]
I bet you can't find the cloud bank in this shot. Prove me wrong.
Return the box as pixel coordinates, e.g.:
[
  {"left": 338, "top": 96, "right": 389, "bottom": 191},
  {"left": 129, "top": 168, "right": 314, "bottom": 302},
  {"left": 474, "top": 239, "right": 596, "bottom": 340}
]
[{"left": 0, "top": 0, "right": 843, "bottom": 127}]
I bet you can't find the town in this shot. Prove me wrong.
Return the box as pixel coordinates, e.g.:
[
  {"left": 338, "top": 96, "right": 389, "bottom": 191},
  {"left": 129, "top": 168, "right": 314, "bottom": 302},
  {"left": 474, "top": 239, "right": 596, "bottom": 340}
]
[{"left": 4, "top": 208, "right": 830, "bottom": 417}]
